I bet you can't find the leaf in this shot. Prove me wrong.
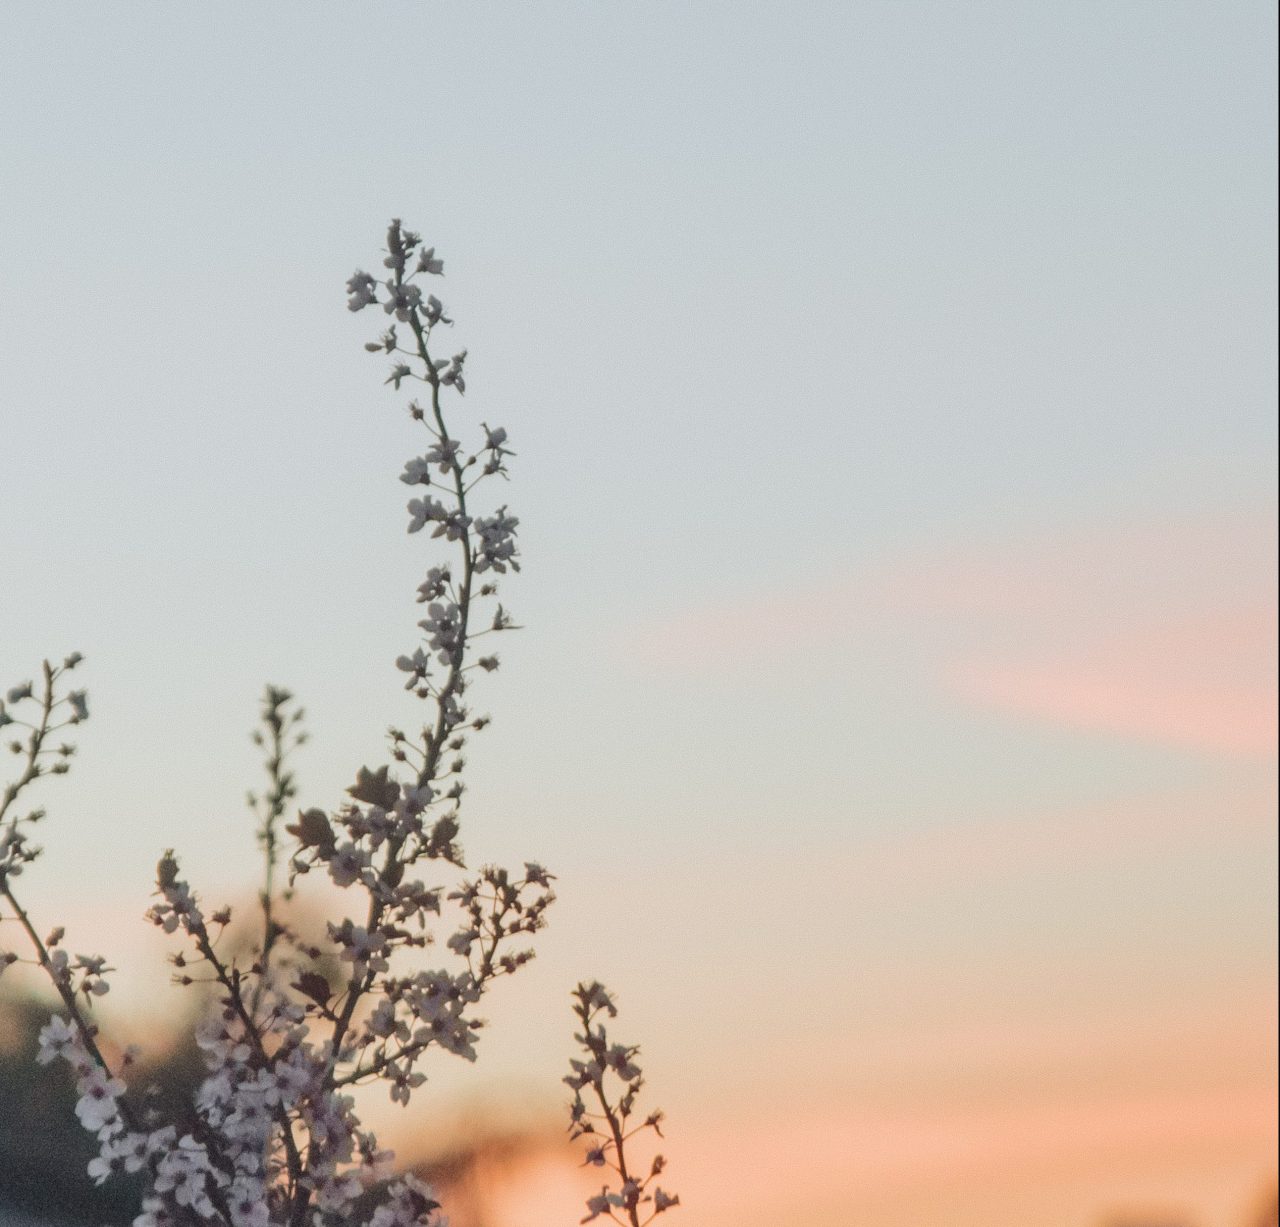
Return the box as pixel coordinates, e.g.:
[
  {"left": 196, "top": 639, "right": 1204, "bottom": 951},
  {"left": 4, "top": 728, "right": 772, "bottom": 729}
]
[
  {"left": 286, "top": 808, "right": 337, "bottom": 853},
  {"left": 293, "top": 971, "right": 333, "bottom": 1008},
  {"left": 346, "top": 765, "right": 401, "bottom": 809}
]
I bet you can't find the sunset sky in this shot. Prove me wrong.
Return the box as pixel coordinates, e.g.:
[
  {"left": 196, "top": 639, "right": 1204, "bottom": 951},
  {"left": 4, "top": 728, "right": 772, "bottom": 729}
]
[{"left": 1, "top": 4, "right": 1276, "bottom": 1225}]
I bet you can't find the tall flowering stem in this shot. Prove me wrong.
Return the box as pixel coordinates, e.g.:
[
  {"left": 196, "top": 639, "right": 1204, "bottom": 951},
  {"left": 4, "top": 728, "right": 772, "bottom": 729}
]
[
  {"left": 1, "top": 220, "right": 677, "bottom": 1227},
  {"left": 0, "top": 657, "right": 111, "bottom": 1059},
  {"left": 0, "top": 659, "right": 150, "bottom": 1182},
  {"left": 567, "top": 983, "right": 680, "bottom": 1226},
  {"left": 248, "top": 685, "right": 307, "bottom": 1007},
  {"left": 0, "top": 221, "right": 549, "bottom": 1227}
]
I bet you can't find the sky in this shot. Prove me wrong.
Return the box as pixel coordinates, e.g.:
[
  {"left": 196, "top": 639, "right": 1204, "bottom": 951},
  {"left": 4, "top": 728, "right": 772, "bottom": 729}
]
[{"left": 1, "top": 3, "right": 1277, "bottom": 1225}]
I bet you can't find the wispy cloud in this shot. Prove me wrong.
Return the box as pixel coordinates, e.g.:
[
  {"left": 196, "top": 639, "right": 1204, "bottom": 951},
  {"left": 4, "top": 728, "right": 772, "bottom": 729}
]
[
  {"left": 950, "top": 605, "right": 1277, "bottom": 759},
  {"left": 621, "top": 506, "right": 1278, "bottom": 760}
]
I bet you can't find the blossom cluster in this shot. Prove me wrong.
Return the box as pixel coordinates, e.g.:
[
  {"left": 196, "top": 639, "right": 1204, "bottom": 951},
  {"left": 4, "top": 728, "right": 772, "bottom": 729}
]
[
  {"left": 0, "top": 221, "right": 677, "bottom": 1227},
  {"left": 566, "top": 983, "right": 679, "bottom": 1226}
]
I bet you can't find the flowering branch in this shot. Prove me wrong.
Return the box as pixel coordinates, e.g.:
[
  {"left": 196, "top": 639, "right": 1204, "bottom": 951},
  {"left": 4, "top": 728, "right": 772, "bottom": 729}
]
[
  {"left": 1, "top": 219, "right": 676, "bottom": 1227},
  {"left": 567, "top": 983, "right": 680, "bottom": 1226},
  {"left": 247, "top": 686, "right": 307, "bottom": 1011},
  {"left": 0, "top": 659, "right": 154, "bottom": 1181}
]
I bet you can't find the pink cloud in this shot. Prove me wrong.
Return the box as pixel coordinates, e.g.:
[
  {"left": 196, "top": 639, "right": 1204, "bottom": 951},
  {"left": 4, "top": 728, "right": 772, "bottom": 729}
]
[
  {"left": 621, "top": 506, "right": 1278, "bottom": 760},
  {"left": 877, "top": 509, "right": 1274, "bottom": 627},
  {"left": 950, "top": 604, "right": 1278, "bottom": 759}
]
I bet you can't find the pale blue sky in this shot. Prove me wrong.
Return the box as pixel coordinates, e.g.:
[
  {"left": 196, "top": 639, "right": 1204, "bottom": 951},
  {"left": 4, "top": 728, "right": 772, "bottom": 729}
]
[{"left": 1, "top": 6, "right": 1276, "bottom": 1212}]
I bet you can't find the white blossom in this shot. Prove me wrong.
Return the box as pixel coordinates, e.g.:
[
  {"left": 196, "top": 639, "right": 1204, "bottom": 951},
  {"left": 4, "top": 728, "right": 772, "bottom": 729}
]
[
  {"left": 346, "top": 271, "right": 378, "bottom": 312},
  {"left": 36, "top": 1014, "right": 78, "bottom": 1065},
  {"left": 406, "top": 495, "right": 447, "bottom": 533}
]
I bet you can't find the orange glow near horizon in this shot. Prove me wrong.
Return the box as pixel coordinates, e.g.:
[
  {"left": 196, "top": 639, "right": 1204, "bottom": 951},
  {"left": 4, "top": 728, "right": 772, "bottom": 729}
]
[
  {"left": 6, "top": 505, "right": 1275, "bottom": 1227},
  {"left": 374, "top": 1083, "right": 1277, "bottom": 1227},
  {"left": 1, "top": 5, "right": 1276, "bottom": 1225}
]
